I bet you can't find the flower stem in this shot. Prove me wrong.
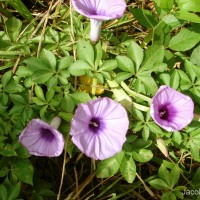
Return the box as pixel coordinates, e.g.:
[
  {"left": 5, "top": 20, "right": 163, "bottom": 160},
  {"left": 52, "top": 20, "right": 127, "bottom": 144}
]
[
  {"left": 91, "top": 78, "right": 97, "bottom": 95},
  {"left": 50, "top": 116, "right": 62, "bottom": 129},
  {"left": 90, "top": 19, "right": 103, "bottom": 44},
  {"left": 193, "top": 113, "right": 200, "bottom": 121},
  {"left": 120, "top": 81, "right": 152, "bottom": 103}
]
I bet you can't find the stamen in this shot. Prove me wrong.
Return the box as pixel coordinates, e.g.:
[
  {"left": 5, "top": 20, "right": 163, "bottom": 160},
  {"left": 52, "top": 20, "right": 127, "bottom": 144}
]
[{"left": 89, "top": 121, "right": 99, "bottom": 127}]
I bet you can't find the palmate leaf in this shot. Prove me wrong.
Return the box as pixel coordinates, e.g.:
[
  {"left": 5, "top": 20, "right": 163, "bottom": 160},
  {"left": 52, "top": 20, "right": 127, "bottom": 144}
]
[
  {"left": 127, "top": 41, "right": 144, "bottom": 71},
  {"left": 139, "top": 45, "right": 164, "bottom": 72},
  {"left": 148, "top": 178, "right": 170, "bottom": 190},
  {"left": 68, "top": 60, "right": 93, "bottom": 76},
  {"left": 12, "top": 159, "right": 34, "bottom": 185},
  {"left": 40, "top": 49, "right": 57, "bottom": 71},
  {"left": 96, "top": 153, "right": 124, "bottom": 178},
  {"left": 77, "top": 40, "right": 94, "bottom": 67},
  {"left": 168, "top": 28, "right": 200, "bottom": 51},
  {"left": 116, "top": 55, "right": 135, "bottom": 73},
  {"left": 120, "top": 156, "right": 136, "bottom": 183},
  {"left": 175, "top": 11, "right": 200, "bottom": 23},
  {"left": 176, "top": 0, "right": 200, "bottom": 12}
]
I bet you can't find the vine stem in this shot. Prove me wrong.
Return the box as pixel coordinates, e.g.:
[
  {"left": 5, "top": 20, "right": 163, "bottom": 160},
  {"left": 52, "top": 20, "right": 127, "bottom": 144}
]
[
  {"left": 120, "top": 81, "right": 152, "bottom": 103},
  {"left": 107, "top": 80, "right": 150, "bottom": 112}
]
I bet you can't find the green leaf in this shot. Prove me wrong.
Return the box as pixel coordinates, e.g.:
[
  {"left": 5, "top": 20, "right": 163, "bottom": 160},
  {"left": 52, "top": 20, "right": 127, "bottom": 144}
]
[
  {"left": 170, "top": 165, "right": 180, "bottom": 188},
  {"left": 32, "top": 70, "right": 54, "bottom": 84},
  {"left": 0, "top": 184, "right": 7, "bottom": 200},
  {"left": 61, "top": 95, "right": 75, "bottom": 112},
  {"left": 46, "top": 89, "right": 55, "bottom": 102},
  {"left": 58, "top": 56, "right": 74, "bottom": 70},
  {"left": 176, "top": 0, "right": 200, "bottom": 12},
  {"left": 130, "top": 8, "right": 158, "bottom": 28},
  {"left": 159, "top": 0, "right": 174, "bottom": 10},
  {"left": 35, "top": 85, "right": 46, "bottom": 102},
  {"left": 116, "top": 56, "right": 135, "bottom": 73},
  {"left": 168, "top": 28, "right": 200, "bottom": 51},
  {"left": 5, "top": 17, "right": 22, "bottom": 42},
  {"left": 139, "top": 45, "right": 164, "bottom": 72},
  {"left": 147, "top": 122, "right": 163, "bottom": 134},
  {"left": 59, "top": 112, "right": 73, "bottom": 122},
  {"left": 154, "top": 21, "right": 171, "bottom": 46},
  {"left": 170, "top": 70, "right": 180, "bottom": 89},
  {"left": 159, "top": 73, "right": 171, "bottom": 85},
  {"left": 142, "top": 125, "right": 150, "bottom": 141},
  {"left": 9, "top": 94, "right": 26, "bottom": 104},
  {"left": 191, "top": 45, "right": 200, "bottom": 66},
  {"left": 190, "top": 142, "right": 200, "bottom": 162},
  {"left": 32, "top": 97, "right": 46, "bottom": 106},
  {"left": 68, "top": 60, "right": 92, "bottom": 76},
  {"left": 77, "top": 40, "right": 94, "bottom": 67},
  {"left": 175, "top": 10, "right": 200, "bottom": 23},
  {"left": 162, "top": 14, "right": 183, "bottom": 29},
  {"left": 0, "top": 145, "right": 17, "bottom": 157},
  {"left": 178, "top": 70, "right": 192, "bottom": 90},
  {"left": 138, "top": 74, "right": 158, "bottom": 95},
  {"left": 16, "top": 66, "right": 33, "bottom": 77},
  {"left": 158, "top": 164, "right": 171, "bottom": 186},
  {"left": 161, "top": 191, "right": 176, "bottom": 200},
  {"left": 40, "top": 105, "right": 48, "bottom": 118},
  {"left": 1, "top": 70, "right": 12, "bottom": 88},
  {"left": 24, "top": 57, "right": 50, "bottom": 71},
  {"left": 172, "top": 131, "right": 182, "bottom": 147},
  {"left": 96, "top": 156, "right": 120, "bottom": 178},
  {"left": 127, "top": 41, "right": 144, "bottom": 71},
  {"left": 132, "top": 138, "right": 152, "bottom": 149},
  {"left": 46, "top": 75, "right": 58, "bottom": 89},
  {"left": 120, "top": 156, "right": 136, "bottom": 183},
  {"left": 7, "top": 182, "right": 20, "bottom": 200},
  {"left": 184, "top": 60, "right": 196, "bottom": 83},
  {"left": 8, "top": 0, "right": 34, "bottom": 22},
  {"left": 148, "top": 178, "right": 170, "bottom": 190},
  {"left": 94, "top": 42, "right": 103, "bottom": 68},
  {"left": 115, "top": 72, "right": 133, "bottom": 83},
  {"left": 132, "top": 149, "right": 153, "bottom": 162},
  {"left": 40, "top": 49, "right": 57, "bottom": 71},
  {"left": 99, "top": 60, "right": 117, "bottom": 71},
  {"left": 69, "top": 92, "right": 91, "bottom": 104},
  {"left": 12, "top": 159, "right": 34, "bottom": 185}
]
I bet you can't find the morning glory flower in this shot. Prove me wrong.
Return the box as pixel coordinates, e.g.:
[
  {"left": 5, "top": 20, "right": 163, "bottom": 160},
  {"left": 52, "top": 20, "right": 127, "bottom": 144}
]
[
  {"left": 70, "top": 97, "right": 129, "bottom": 160},
  {"left": 150, "top": 85, "right": 194, "bottom": 132},
  {"left": 19, "top": 117, "right": 64, "bottom": 157},
  {"left": 72, "top": 0, "right": 126, "bottom": 43}
]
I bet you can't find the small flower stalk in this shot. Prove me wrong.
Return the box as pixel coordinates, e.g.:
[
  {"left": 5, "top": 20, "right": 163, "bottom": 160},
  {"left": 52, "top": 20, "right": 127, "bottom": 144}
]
[
  {"left": 150, "top": 85, "right": 194, "bottom": 132},
  {"left": 72, "top": 0, "right": 126, "bottom": 43},
  {"left": 19, "top": 117, "right": 64, "bottom": 157},
  {"left": 70, "top": 97, "right": 129, "bottom": 160}
]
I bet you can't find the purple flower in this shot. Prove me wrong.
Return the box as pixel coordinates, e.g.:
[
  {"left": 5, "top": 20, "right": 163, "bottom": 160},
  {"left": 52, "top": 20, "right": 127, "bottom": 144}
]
[
  {"left": 70, "top": 97, "right": 129, "bottom": 160},
  {"left": 150, "top": 85, "right": 194, "bottom": 132},
  {"left": 72, "top": 0, "right": 126, "bottom": 43},
  {"left": 19, "top": 118, "right": 64, "bottom": 157}
]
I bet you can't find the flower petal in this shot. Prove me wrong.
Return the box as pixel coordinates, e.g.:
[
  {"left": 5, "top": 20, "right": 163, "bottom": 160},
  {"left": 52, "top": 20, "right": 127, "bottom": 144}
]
[
  {"left": 72, "top": 0, "right": 126, "bottom": 20},
  {"left": 70, "top": 97, "right": 129, "bottom": 160},
  {"left": 150, "top": 85, "right": 194, "bottom": 131},
  {"left": 19, "top": 119, "right": 64, "bottom": 157}
]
